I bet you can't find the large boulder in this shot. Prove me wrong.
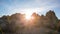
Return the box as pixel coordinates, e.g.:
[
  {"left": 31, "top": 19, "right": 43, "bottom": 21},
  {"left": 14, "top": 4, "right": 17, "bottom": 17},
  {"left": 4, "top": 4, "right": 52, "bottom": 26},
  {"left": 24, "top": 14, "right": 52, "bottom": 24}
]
[{"left": 46, "top": 10, "right": 58, "bottom": 29}]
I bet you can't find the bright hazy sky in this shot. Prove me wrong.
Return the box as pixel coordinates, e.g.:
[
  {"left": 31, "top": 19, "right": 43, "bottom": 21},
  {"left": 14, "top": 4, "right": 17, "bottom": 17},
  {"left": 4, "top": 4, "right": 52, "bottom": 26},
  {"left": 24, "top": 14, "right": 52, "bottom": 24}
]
[{"left": 0, "top": 0, "right": 60, "bottom": 19}]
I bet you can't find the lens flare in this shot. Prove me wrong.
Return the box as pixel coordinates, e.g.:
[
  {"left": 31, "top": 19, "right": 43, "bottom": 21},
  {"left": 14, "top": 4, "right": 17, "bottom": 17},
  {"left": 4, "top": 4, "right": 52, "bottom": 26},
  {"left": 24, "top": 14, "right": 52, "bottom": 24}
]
[
  {"left": 25, "top": 15, "right": 31, "bottom": 20},
  {"left": 25, "top": 13, "right": 34, "bottom": 20}
]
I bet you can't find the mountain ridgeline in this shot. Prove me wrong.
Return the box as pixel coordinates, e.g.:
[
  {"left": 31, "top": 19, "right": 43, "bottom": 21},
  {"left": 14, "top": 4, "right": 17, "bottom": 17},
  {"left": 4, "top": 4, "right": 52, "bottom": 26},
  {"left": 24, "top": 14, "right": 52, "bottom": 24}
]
[{"left": 0, "top": 10, "right": 60, "bottom": 34}]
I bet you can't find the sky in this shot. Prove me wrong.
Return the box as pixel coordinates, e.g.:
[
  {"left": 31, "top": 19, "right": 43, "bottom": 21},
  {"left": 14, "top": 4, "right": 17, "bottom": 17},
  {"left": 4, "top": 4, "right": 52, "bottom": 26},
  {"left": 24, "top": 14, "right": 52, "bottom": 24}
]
[{"left": 0, "top": 0, "right": 60, "bottom": 19}]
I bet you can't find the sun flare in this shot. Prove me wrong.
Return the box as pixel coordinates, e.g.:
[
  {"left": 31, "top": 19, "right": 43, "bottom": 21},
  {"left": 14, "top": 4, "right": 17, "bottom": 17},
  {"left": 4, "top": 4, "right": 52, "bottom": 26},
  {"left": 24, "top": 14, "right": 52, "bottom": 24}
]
[
  {"left": 25, "top": 12, "right": 34, "bottom": 20},
  {"left": 25, "top": 14, "right": 31, "bottom": 20}
]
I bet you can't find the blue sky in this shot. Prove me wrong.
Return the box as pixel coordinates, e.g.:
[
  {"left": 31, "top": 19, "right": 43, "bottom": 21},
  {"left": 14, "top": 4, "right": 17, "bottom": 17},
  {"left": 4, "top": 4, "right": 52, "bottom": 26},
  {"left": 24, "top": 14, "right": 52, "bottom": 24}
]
[{"left": 0, "top": 0, "right": 60, "bottom": 19}]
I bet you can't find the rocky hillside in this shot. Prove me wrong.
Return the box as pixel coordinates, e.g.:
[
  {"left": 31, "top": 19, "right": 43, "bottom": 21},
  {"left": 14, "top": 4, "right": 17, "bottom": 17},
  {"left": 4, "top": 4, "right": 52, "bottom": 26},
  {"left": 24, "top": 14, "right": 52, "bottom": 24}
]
[{"left": 0, "top": 10, "right": 60, "bottom": 34}]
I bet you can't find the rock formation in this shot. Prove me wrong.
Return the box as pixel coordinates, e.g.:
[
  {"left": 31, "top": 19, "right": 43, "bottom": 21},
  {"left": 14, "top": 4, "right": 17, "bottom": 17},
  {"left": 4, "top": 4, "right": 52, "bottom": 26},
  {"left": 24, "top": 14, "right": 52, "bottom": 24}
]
[{"left": 0, "top": 10, "right": 60, "bottom": 34}]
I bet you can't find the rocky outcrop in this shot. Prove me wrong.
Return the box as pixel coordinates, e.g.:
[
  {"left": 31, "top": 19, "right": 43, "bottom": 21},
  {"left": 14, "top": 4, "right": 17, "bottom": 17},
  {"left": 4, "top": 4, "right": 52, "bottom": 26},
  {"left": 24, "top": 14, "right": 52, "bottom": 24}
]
[
  {"left": 46, "top": 10, "right": 58, "bottom": 24},
  {"left": 46, "top": 10, "right": 58, "bottom": 29},
  {"left": 0, "top": 10, "right": 60, "bottom": 34}
]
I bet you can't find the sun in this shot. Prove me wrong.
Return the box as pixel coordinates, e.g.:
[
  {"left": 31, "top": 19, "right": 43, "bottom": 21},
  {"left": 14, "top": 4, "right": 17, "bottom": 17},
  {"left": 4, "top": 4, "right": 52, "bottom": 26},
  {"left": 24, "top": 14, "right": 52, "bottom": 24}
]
[
  {"left": 25, "top": 12, "right": 34, "bottom": 20},
  {"left": 25, "top": 13, "right": 32, "bottom": 20},
  {"left": 25, "top": 15, "right": 31, "bottom": 20},
  {"left": 25, "top": 14, "right": 35, "bottom": 21}
]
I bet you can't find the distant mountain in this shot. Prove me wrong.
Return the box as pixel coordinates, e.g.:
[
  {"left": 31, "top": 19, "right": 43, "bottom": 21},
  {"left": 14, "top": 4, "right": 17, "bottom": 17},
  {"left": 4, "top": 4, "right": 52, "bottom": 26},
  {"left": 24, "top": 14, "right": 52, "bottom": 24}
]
[{"left": 0, "top": 10, "right": 60, "bottom": 34}]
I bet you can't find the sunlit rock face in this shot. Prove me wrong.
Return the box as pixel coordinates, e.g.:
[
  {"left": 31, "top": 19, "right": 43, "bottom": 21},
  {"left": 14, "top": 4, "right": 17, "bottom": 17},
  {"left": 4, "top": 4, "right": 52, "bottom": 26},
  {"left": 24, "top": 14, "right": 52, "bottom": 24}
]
[{"left": 0, "top": 10, "right": 59, "bottom": 34}]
